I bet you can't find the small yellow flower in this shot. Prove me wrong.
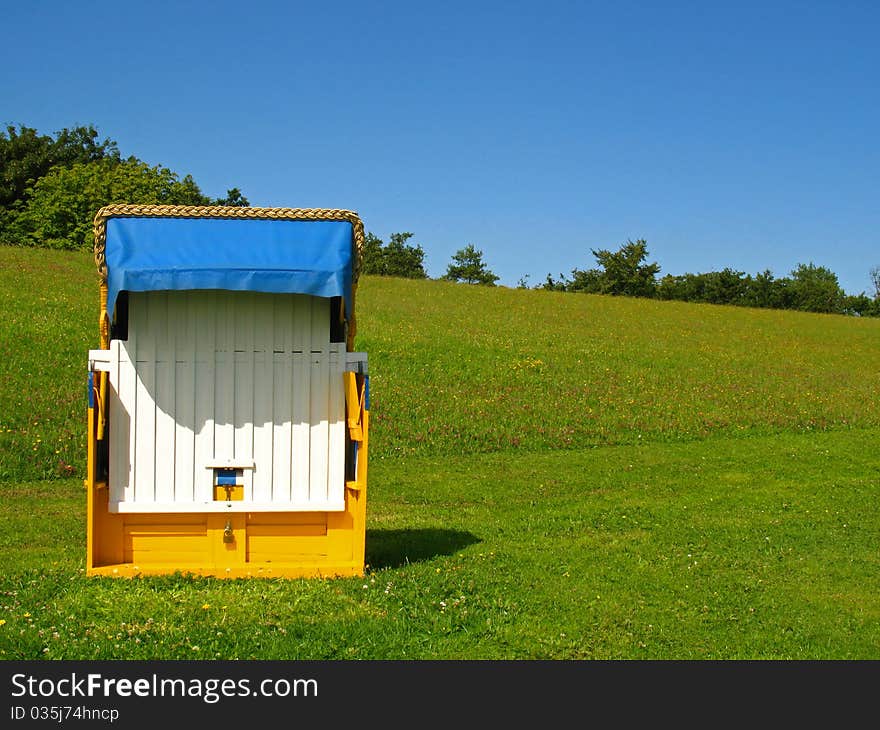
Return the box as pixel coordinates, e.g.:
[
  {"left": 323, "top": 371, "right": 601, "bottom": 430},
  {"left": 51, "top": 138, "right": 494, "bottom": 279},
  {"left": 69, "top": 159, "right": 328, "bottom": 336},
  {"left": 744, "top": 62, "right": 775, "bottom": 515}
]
[
  {"left": 23, "top": 612, "right": 31, "bottom": 618},
  {"left": 0, "top": 619, "right": 6, "bottom": 627},
  {"left": 201, "top": 603, "right": 210, "bottom": 610}
]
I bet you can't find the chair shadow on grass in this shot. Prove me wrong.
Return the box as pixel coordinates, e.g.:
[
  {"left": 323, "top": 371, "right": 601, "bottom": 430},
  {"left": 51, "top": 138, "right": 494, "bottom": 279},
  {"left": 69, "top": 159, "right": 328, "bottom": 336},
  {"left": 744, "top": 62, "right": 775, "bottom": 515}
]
[{"left": 365, "top": 528, "right": 481, "bottom": 570}]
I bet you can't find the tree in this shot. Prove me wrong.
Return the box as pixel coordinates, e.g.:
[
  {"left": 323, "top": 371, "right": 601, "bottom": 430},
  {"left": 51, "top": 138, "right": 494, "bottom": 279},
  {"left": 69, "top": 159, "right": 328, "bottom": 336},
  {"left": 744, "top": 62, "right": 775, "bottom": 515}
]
[
  {"left": 540, "top": 273, "right": 569, "bottom": 291},
  {"left": 0, "top": 124, "right": 118, "bottom": 210},
  {"left": 383, "top": 232, "right": 428, "bottom": 278},
  {"left": 566, "top": 266, "right": 603, "bottom": 293},
  {"left": 443, "top": 244, "right": 499, "bottom": 285},
  {"left": 1, "top": 123, "right": 251, "bottom": 248},
  {"left": 358, "top": 231, "right": 428, "bottom": 278},
  {"left": 213, "top": 187, "right": 250, "bottom": 207},
  {"left": 842, "top": 293, "right": 877, "bottom": 317},
  {"left": 590, "top": 239, "right": 660, "bottom": 297},
  {"left": 12, "top": 158, "right": 212, "bottom": 250},
  {"left": 360, "top": 232, "right": 385, "bottom": 275},
  {"left": 870, "top": 266, "right": 880, "bottom": 301},
  {"left": 656, "top": 273, "right": 703, "bottom": 302},
  {"left": 704, "top": 268, "right": 746, "bottom": 304},
  {"left": 1, "top": 124, "right": 121, "bottom": 243},
  {"left": 743, "top": 269, "right": 792, "bottom": 310},
  {"left": 788, "top": 262, "right": 844, "bottom": 314}
]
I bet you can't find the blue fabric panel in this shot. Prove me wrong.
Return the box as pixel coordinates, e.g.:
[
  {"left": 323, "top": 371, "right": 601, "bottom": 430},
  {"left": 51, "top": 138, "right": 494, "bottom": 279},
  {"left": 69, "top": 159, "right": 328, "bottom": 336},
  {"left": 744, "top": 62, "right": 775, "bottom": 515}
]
[{"left": 104, "top": 217, "right": 354, "bottom": 318}]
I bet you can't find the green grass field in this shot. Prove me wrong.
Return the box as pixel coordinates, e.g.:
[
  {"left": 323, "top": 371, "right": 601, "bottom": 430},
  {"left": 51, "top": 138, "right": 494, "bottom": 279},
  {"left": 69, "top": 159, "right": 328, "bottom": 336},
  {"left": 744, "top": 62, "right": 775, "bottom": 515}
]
[{"left": 1, "top": 246, "right": 878, "bottom": 658}]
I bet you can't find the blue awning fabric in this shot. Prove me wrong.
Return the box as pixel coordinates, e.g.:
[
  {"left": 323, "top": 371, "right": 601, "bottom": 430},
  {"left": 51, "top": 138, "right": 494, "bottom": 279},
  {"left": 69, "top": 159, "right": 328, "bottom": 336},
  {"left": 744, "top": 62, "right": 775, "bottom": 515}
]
[{"left": 104, "top": 216, "right": 355, "bottom": 319}]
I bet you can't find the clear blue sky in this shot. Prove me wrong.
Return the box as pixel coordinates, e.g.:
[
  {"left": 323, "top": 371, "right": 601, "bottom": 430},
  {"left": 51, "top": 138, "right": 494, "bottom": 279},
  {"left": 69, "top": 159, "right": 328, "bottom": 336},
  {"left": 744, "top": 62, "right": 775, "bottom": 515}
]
[{"left": 3, "top": 0, "right": 878, "bottom": 294}]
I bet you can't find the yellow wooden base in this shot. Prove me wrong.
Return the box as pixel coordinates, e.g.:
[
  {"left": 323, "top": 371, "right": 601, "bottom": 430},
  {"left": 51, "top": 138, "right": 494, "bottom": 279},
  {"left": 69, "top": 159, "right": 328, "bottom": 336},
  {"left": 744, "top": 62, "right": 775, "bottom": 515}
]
[
  {"left": 87, "top": 483, "right": 367, "bottom": 579},
  {"left": 86, "top": 400, "right": 369, "bottom": 580}
]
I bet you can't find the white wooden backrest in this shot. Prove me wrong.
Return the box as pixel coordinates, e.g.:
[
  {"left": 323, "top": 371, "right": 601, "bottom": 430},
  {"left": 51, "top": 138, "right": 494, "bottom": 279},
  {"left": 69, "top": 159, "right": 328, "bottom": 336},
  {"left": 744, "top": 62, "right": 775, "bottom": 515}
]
[{"left": 108, "top": 291, "right": 345, "bottom": 513}]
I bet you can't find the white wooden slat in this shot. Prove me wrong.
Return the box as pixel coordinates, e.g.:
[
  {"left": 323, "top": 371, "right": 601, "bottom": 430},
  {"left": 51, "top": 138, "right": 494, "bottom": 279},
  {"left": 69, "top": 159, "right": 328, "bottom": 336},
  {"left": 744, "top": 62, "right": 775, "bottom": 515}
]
[
  {"left": 133, "top": 294, "right": 157, "bottom": 503},
  {"left": 273, "top": 295, "right": 294, "bottom": 501},
  {"left": 273, "top": 292, "right": 292, "bottom": 354},
  {"left": 291, "top": 297, "right": 312, "bottom": 502},
  {"left": 122, "top": 301, "right": 141, "bottom": 505},
  {"left": 109, "top": 289, "right": 345, "bottom": 512},
  {"left": 108, "top": 341, "right": 120, "bottom": 501},
  {"left": 309, "top": 298, "right": 331, "bottom": 501},
  {"left": 251, "top": 294, "right": 274, "bottom": 502},
  {"left": 154, "top": 293, "right": 176, "bottom": 503},
  {"left": 109, "top": 339, "right": 130, "bottom": 505},
  {"left": 292, "top": 294, "right": 308, "bottom": 354},
  {"left": 290, "top": 351, "right": 310, "bottom": 503},
  {"left": 213, "top": 293, "right": 235, "bottom": 466},
  {"left": 308, "top": 353, "right": 329, "bottom": 502},
  {"left": 193, "top": 292, "right": 216, "bottom": 503},
  {"left": 174, "top": 294, "right": 196, "bottom": 502},
  {"left": 125, "top": 297, "right": 141, "bottom": 504},
  {"left": 310, "top": 296, "right": 328, "bottom": 354},
  {"left": 234, "top": 292, "right": 255, "bottom": 501}
]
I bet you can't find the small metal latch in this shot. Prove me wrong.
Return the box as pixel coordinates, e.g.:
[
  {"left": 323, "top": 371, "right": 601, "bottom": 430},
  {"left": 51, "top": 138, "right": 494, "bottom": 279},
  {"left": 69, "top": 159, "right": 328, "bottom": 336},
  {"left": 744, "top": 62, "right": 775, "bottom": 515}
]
[
  {"left": 213, "top": 468, "right": 243, "bottom": 502},
  {"left": 223, "top": 519, "right": 234, "bottom": 544}
]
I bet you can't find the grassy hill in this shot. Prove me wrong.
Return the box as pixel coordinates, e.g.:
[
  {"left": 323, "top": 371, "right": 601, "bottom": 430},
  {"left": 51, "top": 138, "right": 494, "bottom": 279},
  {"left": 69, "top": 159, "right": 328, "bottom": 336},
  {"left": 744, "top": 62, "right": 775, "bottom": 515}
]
[
  {"left": 1, "top": 245, "right": 878, "bottom": 659},
  {"left": 3, "top": 246, "right": 879, "bottom": 480},
  {"left": 357, "top": 275, "right": 880, "bottom": 458}
]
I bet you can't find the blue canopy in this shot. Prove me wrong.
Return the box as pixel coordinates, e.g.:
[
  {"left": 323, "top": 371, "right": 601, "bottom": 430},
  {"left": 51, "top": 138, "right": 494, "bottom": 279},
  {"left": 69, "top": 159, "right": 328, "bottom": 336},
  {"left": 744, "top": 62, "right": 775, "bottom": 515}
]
[{"left": 104, "top": 216, "right": 355, "bottom": 319}]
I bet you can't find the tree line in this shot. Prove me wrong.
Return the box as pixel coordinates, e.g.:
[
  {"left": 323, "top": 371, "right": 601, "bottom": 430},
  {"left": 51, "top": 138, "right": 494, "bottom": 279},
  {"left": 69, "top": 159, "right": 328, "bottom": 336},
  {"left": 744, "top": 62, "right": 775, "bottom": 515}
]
[
  {"left": 3, "top": 124, "right": 876, "bottom": 316},
  {"left": 361, "top": 233, "right": 498, "bottom": 285},
  {"left": 540, "top": 239, "right": 880, "bottom": 317},
  {"left": 361, "top": 233, "right": 879, "bottom": 317}
]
